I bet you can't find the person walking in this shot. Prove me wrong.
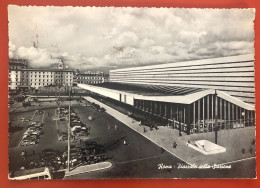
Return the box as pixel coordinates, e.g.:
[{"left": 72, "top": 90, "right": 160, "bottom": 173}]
[
  {"left": 123, "top": 140, "right": 127, "bottom": 147},
  {"left": 32, "top": 149, "right": 36, "bottom": 156},
  {"left": 249, "top": 147, "right": 253, "bottom": 155},
  {"left": 21, "top": 151, "right": 25, "bottom": 161},
  {"left": 173, "top": 141, "right": 177, "bottom": 149}
]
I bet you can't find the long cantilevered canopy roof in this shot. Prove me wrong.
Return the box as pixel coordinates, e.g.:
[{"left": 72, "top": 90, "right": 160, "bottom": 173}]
[
  {"left": 96, "top": 82, "right": 205, "bottom": 96},
  {"left": 78, "top": 83, "right": 255, "bottom": 111}
]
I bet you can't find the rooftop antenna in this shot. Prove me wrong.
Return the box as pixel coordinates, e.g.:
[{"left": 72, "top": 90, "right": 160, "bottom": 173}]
[{"left": 32, "top": 25, "right": 39, "bottom": 52}]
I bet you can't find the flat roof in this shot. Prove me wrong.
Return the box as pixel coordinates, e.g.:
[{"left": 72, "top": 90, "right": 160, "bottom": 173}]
[
  {"left": 9, "top": 68, "right": 73, "bottom": 72},
  {"left": 96, "top": 82, "right": 205, "bottom": 96}
]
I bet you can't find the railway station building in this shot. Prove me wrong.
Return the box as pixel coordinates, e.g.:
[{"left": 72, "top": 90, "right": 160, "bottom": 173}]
[{"left": 78, "top": 54, "right": 255, "bottom": 135}]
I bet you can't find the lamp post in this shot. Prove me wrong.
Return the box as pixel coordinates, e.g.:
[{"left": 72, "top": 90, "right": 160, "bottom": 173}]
[
  {"left": 213, "top": 115, "right": 220, "bottom": 144},
  {"left": 67, "top": 86, "right": 71, "bottom": 172}
]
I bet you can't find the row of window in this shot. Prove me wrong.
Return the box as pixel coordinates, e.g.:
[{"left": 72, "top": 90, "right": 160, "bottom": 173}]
[{"left": 78, "top": 77, "right": 104, "bottom": 79}]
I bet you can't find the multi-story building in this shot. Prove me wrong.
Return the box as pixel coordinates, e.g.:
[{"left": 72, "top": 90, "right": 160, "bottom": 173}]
[
  {"left": 78, "top": 54, "right": 255, "bottom": 135},
  {"left": 75, "top": 71, "right": 109, "bottom": 85},
  {"left": 9, "top": 58, "right": 74, "bottom": 90}
]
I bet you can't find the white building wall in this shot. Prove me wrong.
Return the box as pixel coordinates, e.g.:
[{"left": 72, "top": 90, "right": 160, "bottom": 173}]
[{"left": 110, "top": 54, "right": 255, "bottom": 105}]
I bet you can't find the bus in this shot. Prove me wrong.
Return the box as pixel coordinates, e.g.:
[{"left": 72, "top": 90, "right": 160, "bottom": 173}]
[{"left": 9, "top": 167, "right": 52, "bottom": 180}]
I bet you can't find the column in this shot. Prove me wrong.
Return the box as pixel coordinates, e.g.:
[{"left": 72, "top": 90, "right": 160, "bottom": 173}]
[
  {"left": 215, "top": 95, "right": 218, "bottom": 119},
  {"left": 247, "top": 110, "right": 250, "bottom": 126},
  {"left": 151, "top": 101, "right": 153, "bottom": 114},
  {"left": 155, "top": 102, "right": 158, "bottom": 115},
  {"left": 224, "top": 100, "right": 227, "bottom": 128},
  {"left": 198, "top": 99, "right": 200, "bottom": 123},
  {"left": 220, "top": 98, "right": 222, "bottom": 121},
  {"left": 198, "top": 99, "right": 201, "bottom": 132},
  {"left": 239, "top": 107, "right": 242, "bottom": 126},
  {"left": 184, "top": 107, "right": 186, "bottom": 124},
  {"left": 232, "top": 104, "right": 235, "bottom": 126},
  {"left": 177, "top": 104, "right": 179, "bottom": 122},
  {"left": 207, "top": 95, "right": 210, "bottom": 124},
  {"left": 236, "top": 105, "right": 238, "bottom": 122},
  {"left": 244, "top": 109, "right": 246, "bottom": 126},
  {"left": 212, "top": 95, "right": 214, "bottom": 121},
  {"left": 165, "top": 103, "right": 167, "bottom": 118},
  {"left": 228, "top": 102, "right": 231, "bottom": 128},
  {"left": 193, "top": 102, "right": 196, "bottom": 130},
  {"left": 203, "top": 97, "right": 205, "bottom": 132},
  {"left": 186, "top": 104, "right": 191, "bottom": 135},
  {"left": 251, "top": 111, "right": 254, "bottom": 126},
  {"left": 159, "top": 102, "right": 162, "bottom": 116},
  {"left": 171, "top": 103, "right": 173, "bottom": 119}
]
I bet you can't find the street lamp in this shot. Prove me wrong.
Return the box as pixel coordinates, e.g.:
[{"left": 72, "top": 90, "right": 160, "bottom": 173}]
[
  {"left": 67, "top": 86, "right": 71, "bottom": 172},
  {"left": 213, "top": 115, "right": 220, "bottom": 144}
]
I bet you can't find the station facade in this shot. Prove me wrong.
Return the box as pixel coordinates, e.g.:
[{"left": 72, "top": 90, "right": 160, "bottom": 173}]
[{"left": 78, "top": 54, "right": 255, "bottom": 135}]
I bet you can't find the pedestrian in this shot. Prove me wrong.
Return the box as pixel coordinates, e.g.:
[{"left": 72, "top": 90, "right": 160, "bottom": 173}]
[
  {"left": 32, "top": 149, "right": 36, "bottom": 156},
  {"left": 249, "top": 147, "right": 253, "bottom": 154},
  {"left": 173, "top": 141, "right": 177, "bottom": 149},
  {"left": 161, "top": 147, "right": 165, "bottom": 153},
  {"left": 123, "top": 140, "right": 127, "bottom": 147},
  {"left": 115, "top": 124, "right": 118, "bottom": 129},
  {"left": 242, "top": 148, "right": 246, "bottom": 154},
  {"left": 252, "top": 139, "right": 255, "bottom": 145},
  {"left": 139, "top": 121, "right": 142, "bottom": 126},
  {"left": 21, "top": 151, "right": 25, "bottom": 161}
]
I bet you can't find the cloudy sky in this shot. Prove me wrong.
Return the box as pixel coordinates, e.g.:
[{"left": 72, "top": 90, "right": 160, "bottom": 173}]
[{"left": 8, "top": 6, "right": 255, "bottom": 73}]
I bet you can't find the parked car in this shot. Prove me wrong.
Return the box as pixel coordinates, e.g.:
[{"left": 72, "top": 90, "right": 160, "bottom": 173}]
[
  {"left": 98, "top": 107, "right": 105, "bottom": 112},
  {"left": 21, "top": 118, "right": 30, "bottom": 122}
]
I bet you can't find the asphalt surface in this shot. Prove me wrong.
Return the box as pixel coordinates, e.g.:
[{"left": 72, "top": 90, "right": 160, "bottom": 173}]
[{"left": 8, "top": 101, "right": 256, "bottom": 179}]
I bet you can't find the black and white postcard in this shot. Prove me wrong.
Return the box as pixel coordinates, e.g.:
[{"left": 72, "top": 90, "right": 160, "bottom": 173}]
[{"left": 8, "top": 6, "right": 256, "bottom": 179}]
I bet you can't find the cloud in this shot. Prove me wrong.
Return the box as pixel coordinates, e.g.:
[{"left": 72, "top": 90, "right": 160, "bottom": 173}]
[{"left": 8, "top": 6, "right": 255, "bottom": 72}]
